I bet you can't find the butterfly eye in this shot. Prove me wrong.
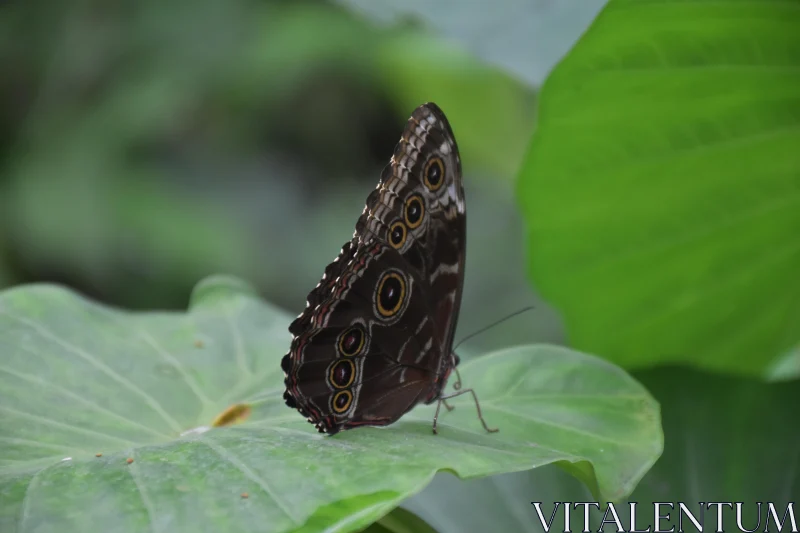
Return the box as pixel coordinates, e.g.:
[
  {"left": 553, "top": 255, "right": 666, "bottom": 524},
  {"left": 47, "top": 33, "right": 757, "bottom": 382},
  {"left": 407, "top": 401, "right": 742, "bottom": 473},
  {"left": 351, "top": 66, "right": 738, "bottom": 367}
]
[
  {"left": 338, "top": 326, "right": 365, "bottom": 357},
  {"left": 375, "top": 271, "right": 407, "bottom": 318},
  {"left": 332, "top": 390, "right": 353, "bottom": 413},
  {"left": 404, "top": 195, "right": 425, "bottom": 229},
  {"left": 329, "top": 360, "right": 355, "bottom": 389},
  {"left": 424, "top": 157, "right": 445, "bottom": 191},
  {"left": 388, "top": 221, "right": 406, "bottom": 249}
]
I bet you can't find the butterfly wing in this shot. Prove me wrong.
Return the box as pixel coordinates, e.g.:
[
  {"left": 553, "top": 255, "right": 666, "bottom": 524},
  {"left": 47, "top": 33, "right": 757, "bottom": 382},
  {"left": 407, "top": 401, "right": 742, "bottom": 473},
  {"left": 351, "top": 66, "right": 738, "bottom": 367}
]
[
  {"left": 357, "top": 103, "right": 466, "bottom": 367},
  {"left": 283, "top": 241, "right": 441, "bottom": 433},
  {"left": 282, "top": 103, "right": 465, "bottom": 434}
]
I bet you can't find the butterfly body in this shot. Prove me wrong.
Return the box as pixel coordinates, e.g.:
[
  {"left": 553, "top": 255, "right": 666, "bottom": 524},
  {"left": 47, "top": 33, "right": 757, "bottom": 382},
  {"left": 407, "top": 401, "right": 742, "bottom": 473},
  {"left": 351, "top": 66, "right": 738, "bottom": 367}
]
[{"left": 281, "top": 103, "right": 493, "bottom": 435}]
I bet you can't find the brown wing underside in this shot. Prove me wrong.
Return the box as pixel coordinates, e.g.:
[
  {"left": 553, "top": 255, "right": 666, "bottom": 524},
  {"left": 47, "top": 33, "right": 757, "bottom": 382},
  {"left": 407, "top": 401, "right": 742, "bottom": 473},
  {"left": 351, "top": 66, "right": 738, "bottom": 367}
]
[{"left": 282, "top": 103, "right": 466, "bottom": 434}]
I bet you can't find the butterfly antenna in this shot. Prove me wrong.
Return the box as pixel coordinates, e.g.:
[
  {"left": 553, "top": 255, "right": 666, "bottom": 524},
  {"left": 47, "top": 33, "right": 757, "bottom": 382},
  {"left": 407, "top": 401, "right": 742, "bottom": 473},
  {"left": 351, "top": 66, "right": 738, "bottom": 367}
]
[
  {"left": 452, "top": 306, "right": 535, "bottom": 352},
  {"left": 441, "top": 306, "right": 534, "bottom": 419}
]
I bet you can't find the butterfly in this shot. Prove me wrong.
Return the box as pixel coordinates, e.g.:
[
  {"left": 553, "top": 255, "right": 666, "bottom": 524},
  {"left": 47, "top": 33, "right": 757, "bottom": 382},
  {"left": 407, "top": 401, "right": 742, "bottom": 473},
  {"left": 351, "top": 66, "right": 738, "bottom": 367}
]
[{"left": 281, "top": 103, "right": 497, "bottom": 436}]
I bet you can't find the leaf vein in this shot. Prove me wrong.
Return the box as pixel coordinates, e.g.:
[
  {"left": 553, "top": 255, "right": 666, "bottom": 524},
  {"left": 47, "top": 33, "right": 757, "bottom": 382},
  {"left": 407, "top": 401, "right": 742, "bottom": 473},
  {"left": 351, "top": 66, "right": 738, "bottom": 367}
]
[
  {"left": 0, "top": 436, "right": 89, "bottom": 455},
  {"left": 126, "top": 450, "right": 158, "bottom": 533},
  {"left": 228, "top": 305, "right": 251, "bottom": 378},
  {"left": 0, "top": 363, "right": 172, "bottom": 441},
  {"left": 16, "top": 460, "right": 65, "bottom": 532},
  {"left": 138, "top": 330, "right": 214, "bottom": 407},
  {"left": 484, "top": 404, "right": 633, "bottom": 447},
  {"left": 198, "top": 438, "right": 300, "bottom": 526},
  {"left": 0, "top": 405, "right": 139, "bottom": 447},
  {"left": 0, "top": 309, "right": 184, "bottom": 434}
]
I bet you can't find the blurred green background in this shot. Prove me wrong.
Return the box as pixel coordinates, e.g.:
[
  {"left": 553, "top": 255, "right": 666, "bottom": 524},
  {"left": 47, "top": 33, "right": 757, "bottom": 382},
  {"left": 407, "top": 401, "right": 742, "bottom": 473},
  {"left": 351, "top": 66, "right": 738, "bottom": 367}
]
[
  {"left": 0, "top": 0, "right": 595, "bottom": 355},
  {"left": 2, "top": 0, "right": 797, "bottom": 532}
]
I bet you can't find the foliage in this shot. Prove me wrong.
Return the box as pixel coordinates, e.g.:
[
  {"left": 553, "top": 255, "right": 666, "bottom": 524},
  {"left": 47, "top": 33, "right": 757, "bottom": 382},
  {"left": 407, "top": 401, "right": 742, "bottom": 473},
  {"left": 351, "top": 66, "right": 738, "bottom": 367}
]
[
  {"left": 1, "top": 0, "right": 796, "bottom": 531},
  {"left": 0, "top": 277, "right": 661, "bottom": 533},
  {"left": 516, "top": 0, "right": 800, "bottom": 377},
  {"left": 383, "top": 0, "right": 798, "bottom": 529},
  {"left": 404, "top": 367, "right": 800, "bottom": 531},
  {"left": 0, "top": 1, "right": 534, "bottom": 312}
]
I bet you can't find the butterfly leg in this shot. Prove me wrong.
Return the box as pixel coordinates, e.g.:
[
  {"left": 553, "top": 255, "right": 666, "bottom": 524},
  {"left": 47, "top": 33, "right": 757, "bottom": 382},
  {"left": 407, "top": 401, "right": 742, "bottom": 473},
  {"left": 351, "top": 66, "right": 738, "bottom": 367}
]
[
  {"left": 439, "top": 355, "right": 462, "bottom": 413},
  {"left": 432, "top": 388, "right": 499, "bottom": 435},
  {"left": 451, "top": 365, "right": 462, "bottom": 390}
]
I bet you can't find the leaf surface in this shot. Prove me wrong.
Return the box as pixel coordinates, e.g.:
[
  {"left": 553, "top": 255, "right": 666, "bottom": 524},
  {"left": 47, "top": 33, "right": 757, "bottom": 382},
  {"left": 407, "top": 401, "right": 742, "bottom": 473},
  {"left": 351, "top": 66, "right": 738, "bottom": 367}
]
[
  {"left": 0, "top": 276, "right": 662, "bottom": 533},
  {"left": 517, "top": 0, "right": 800, "bottom": 375}
]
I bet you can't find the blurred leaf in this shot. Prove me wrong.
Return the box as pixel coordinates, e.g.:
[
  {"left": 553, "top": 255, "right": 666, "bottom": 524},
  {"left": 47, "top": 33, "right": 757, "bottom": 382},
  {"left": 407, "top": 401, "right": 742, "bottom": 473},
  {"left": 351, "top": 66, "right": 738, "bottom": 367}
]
[
  {"left": 5, "top": 150, "right": 254, "bottom": 303},
  {"left": 231, "top": 3, "right": 381, "bottom": 104},
  {"left": 404, "top": 367, "right": 800, "bottom": 533},
  {"left": 767, "top": 343, "right": 800, "bottom": 382},
  {"left": 234, "top": 2, "right": 539, "bottom": 176},
  {"left": 447, "top": 181, "right": 566, "bottom": 356},
  {"left": 1, "top": 0, "right": 263, "bottom": 306},
  {"left": 0, "top": 225, "right": 10, "bottom": 289},
  {"left": 334, "top": 0, "right": 608, "bottom": 87},
  {"left": 2, "top": 0, "right": 544, "bottom": 312},
  {"left": 361, "top": 507, "right": 439, "bottom": 533},
  {"left": 374, "top": 35, "right": 536, "bottom": 177},
  {"left": 629, "top": 367, "right": 799, "bottom": 505},
  {"left": 517, "top": 0, "right": 800, "bottom": 376},
  {"left": 113, "top": 177, "right": 255, "bottom": 280},
  {"left": 403, "top": 466, "right": 591, "bottom": 533},
  {"left": 0, "top": 276, "right": 661, "bottom": 533}
]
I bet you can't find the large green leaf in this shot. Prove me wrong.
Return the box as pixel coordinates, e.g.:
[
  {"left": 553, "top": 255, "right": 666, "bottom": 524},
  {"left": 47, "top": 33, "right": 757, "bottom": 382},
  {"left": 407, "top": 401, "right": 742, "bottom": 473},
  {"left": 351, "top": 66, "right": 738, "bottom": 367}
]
[
  {"left": 0, "top": 276, "right": 661, "bottom": 533},
  {"left": 516, "top": 0, "right": 800, "bottom": 376},
  {"left": 404, "top": 368, "right": 800, "bottom": 532},
  {"left": 626, "top": 368, "right": 799, "bottom": 522}
]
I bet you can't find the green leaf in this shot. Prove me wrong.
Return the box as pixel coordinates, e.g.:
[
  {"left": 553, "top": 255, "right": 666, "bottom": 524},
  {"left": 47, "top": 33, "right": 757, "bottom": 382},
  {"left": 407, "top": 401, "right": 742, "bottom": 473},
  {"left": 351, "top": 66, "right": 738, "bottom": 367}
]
[
  {"left": 629, "top": 367, "right": 799, "bottom": 505},
  {"left": 5, "top": 138, "right": 254, "bottom": 304},
  {"left": 766, "top": 343, "right": 800, "bottom": 382},
  {"left": 404, "top": 367, "right": 800, "bottom": 532},
  {"left": 516, "top": 0, "right": 800, "bottom": 376},
  {"left": 0, "top": 276, "right": 662, "bottom": 533},
  {"left": 597, "top": 367, "right": 800, "bottom": 530},
  {"left": 360, "top": 507, "right": 438, "bottom": 533}
]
